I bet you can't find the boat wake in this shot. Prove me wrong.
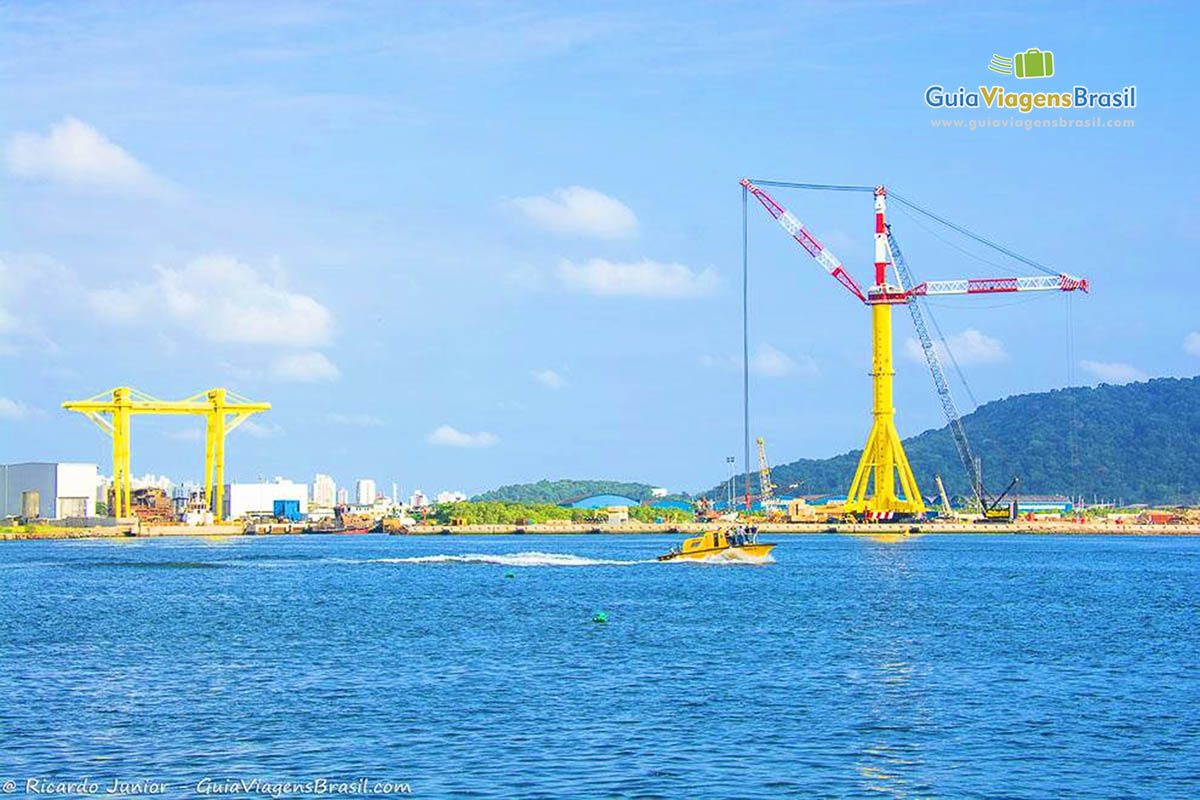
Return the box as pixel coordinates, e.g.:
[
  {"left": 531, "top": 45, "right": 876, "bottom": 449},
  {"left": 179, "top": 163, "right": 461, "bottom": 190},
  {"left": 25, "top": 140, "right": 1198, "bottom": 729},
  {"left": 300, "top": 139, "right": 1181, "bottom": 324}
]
[
  {"left": 669, "top": 550, "right": 776, "bottom": 565},
  {"left": 373, "top": 551, "right": 649, "bottom": 568}
]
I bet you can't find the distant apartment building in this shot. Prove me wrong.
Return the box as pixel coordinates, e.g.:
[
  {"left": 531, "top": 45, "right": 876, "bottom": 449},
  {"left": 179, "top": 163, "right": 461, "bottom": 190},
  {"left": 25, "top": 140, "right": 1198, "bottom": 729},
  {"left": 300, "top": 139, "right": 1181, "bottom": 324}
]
[
  {"left": 409, "top": 489, "right": 429, "bottom": 508},
  {"left": 336, "top": 487, "right": 349, "bottom": 505},
  {"left": 435, "top": 490, "right": 467, "bottom": 504},
  {"left": 355, "top": 479, "right": 377, "bottom": 506},
  {"left": 1, "top": 462, "right": 99, "bottom": 519},
  {"left": 312, "top": 474, "right": 336, "bottom": 507}
]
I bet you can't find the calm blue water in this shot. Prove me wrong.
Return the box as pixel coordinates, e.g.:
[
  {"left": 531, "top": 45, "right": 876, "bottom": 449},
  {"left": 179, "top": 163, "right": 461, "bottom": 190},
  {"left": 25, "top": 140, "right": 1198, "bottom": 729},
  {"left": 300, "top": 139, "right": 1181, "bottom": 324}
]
[{"left": 1, "top": 534, "right": 1198, "bottom": 798}]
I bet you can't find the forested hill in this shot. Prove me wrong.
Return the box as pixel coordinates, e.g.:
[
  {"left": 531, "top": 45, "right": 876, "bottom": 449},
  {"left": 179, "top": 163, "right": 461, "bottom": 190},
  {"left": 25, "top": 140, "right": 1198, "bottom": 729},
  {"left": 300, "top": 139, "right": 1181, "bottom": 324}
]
[
  {"left": 710, "top": 376, "right": 1200, "bottom": 506},
  {"left": 472, "top": 479, "right": 682, "bottom": 504}
]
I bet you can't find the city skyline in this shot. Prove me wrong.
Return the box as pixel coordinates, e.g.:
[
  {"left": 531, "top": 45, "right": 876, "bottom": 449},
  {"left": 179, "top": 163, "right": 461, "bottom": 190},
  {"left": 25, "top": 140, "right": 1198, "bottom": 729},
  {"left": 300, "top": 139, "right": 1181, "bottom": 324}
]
[{"left": 2, "top": 2, "right": 1197, "bottom": 495}]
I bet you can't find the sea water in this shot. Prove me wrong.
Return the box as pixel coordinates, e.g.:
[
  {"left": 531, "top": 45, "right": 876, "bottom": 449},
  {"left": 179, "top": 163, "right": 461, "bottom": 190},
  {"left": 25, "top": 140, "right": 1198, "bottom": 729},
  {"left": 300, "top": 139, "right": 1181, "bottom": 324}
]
[{"left": 1, "top": 534, "right": 1197, "bottom": 797}]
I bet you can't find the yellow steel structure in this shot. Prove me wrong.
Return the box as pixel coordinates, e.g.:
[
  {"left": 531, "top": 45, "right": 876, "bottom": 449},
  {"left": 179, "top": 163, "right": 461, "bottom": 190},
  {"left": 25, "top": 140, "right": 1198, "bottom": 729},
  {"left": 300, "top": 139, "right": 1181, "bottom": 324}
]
[
  {"left": 845, "top": 300, "right": 925, "bottom": 517},
  {"left": 62, "top": 387, "right": 270, "bottom": 521},
  {"left": 755, "top": 437, "right": 774, "bottom": 501}
]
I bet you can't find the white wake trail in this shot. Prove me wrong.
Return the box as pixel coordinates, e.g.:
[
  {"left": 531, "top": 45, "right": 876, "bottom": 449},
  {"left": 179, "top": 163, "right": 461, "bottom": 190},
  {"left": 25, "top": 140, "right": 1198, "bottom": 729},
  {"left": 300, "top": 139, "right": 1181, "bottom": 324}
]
[{"left": 372, "top": 551, "right": 649, "bottom": 567}]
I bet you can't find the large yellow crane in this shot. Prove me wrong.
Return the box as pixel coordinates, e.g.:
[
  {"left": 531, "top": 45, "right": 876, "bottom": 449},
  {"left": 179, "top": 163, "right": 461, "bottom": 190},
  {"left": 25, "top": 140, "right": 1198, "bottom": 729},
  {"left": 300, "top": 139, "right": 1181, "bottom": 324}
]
[
  {"left": 741, "top": 178, "right": 1087, "bottom": 520},
  {"left": 62, "top": 387, "right": 270, "bottom": 521}
]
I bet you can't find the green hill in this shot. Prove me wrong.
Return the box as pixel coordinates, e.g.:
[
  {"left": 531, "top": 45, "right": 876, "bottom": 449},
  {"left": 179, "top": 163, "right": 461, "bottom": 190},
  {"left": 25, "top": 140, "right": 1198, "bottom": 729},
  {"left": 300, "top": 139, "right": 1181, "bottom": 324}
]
[
  {"left": 472, "top": 479, "right": 687, "bottom": 505},
  {"left": 710, "top": 376, "right": 1200, "bottom": 506}
]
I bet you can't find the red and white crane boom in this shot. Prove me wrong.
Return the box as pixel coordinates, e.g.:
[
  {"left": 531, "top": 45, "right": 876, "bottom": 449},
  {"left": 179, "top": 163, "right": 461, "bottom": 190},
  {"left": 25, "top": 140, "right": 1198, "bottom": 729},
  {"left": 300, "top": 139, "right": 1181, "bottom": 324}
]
[
  {"left": 740, "top": 178, "right": 1088, "bottom": 303},
  {"left": 741, "top": 178, "right": 867, "bottom": 302}
]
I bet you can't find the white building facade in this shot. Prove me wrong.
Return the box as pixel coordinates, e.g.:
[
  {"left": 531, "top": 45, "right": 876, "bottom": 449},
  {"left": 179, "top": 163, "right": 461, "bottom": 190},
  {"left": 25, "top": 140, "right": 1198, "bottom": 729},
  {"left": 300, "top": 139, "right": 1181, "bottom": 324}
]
[
  {"left": 222, "top": 479, "right": 308, "bottom": 520},
  {"left": 1, "top": 462, "right": 99, "bottom": 519}
]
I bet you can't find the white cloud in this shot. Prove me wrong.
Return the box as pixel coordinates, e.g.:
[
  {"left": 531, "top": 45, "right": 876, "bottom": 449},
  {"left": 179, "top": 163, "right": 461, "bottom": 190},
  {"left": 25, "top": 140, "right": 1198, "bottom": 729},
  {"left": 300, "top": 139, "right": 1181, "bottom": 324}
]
[
  {"left": 510, "top": 186, "right": 636, "bottom": 238},
  {"left": 1185, "top": 332, "right": 1200, "bottom": 357},
  {"left": 426, "top": 425, "right": 499, "bottom": 448},
  {"left": 903, "top": 328, "right": 1007, "bottom": 366},
  {"left": 750, "top": 343, "right": 817, "bottom": 378},
  {"left": 0, "top": 397, "right": 38, "bottom": 421},
  {"left": 531, "top": 368, "right": 567, "bottom": 389},
  {"left": 164, "top": 427, "right": 203, "bottom": 442},
  {"left": 702, "top": 344, "right": 817, "bottom": 378},
  {"left": 237, "top": 420, "right": 284, "bottom": 438},
  {"left": 270, "top": 351, "right": 340, "bottom": 382},
  {"left": 5, "top": 117, "right": 166, "bottom": 196},
  {"left": 91, "top": 255, "right": 333, "bottom": 346},
  {"left": 558, "top": 258, "right": 717, "bottom": 298},
  {"left": 1079, "top": 360, "right": 1147, "bottom": 384},
  {"left": 328, "top": 412, "right": 384, "bottom": 427},
  {"left": 0, "top": 254, "right": 81, "bottom": 353}
]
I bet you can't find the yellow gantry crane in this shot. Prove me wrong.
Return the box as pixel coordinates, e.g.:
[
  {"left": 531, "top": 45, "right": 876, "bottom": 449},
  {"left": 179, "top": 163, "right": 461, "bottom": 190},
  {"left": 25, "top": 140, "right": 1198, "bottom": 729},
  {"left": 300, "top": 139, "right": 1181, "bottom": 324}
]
[{"left": 62, "top": 387, "right": 270, "bottom": 522}]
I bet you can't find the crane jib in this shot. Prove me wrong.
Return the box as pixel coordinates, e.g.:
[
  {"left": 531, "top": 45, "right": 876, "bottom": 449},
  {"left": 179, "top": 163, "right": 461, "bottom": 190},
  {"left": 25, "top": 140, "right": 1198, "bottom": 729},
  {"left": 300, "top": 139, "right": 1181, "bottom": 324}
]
[{"left": 911, "top": 275, "right": 1089, "bottom": 296}]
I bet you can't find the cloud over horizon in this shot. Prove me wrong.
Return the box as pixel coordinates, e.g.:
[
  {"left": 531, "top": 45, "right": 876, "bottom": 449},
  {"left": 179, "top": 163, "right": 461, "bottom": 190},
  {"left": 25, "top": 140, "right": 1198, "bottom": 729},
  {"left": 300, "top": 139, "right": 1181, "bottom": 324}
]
[
  {"left": 751, "top": 343, "right": 817, "bottom": 378},
  {"left": 510, "top": 186, "right": 636, "bottom": 238},
  {"left": 1185, "top": 332, "right": 1200, "bottom": 356},
  {"left": 90, "top": 255, "right": 334, "bottom": 347},
  {"left": 270, "top": 351, "right": 340, "bottom": 382},
  {"left": 0, "top": 397, "right": 39, "bottom": 421},
  {"left": 426, "top": 425, "right": 499, "bottom": 448},
  {"left": 531, "top": 368, "right": 567, "bottom": 389},
  {"left": 1079, "top": 359, "right": 1147, "bottom": 384},
  {"left": 903, "top": 328, "right": 1007, "bottom": 366},
  {"left": 5, "top": 117, "right": 167, "bottom": 196},
  {"left": 558, "top": 258, "right": 717, "bottom": 298}
]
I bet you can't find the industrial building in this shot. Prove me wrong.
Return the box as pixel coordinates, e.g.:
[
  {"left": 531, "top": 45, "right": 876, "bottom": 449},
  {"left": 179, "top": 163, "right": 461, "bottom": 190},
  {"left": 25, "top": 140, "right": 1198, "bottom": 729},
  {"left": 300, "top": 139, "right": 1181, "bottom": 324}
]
[
  {"left": 222, "top": 479, "right": 308, "bottom": 520},
  {"left": 565, "top": 494, "right": 642, "bottom": 509},
  {"left": 1013, "top": 495, "right": 1075, "bottom": 514},
  {"left": 1, "top": 462, "right": 99, "bottom": 519}
]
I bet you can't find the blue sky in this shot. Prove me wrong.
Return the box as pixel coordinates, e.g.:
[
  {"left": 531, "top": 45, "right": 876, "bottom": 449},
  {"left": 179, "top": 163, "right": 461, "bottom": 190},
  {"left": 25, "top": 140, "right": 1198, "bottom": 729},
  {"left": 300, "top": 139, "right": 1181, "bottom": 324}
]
[{"left": 2, "top": 1, "right": 1197, "bottom": 497}]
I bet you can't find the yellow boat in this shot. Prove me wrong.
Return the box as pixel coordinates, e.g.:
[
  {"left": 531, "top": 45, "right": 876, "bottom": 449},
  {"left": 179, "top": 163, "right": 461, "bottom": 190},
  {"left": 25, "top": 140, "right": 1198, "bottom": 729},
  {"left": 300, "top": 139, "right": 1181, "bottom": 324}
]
[{"left": 657, "top": 526, "right": 775, "bottom": 562}]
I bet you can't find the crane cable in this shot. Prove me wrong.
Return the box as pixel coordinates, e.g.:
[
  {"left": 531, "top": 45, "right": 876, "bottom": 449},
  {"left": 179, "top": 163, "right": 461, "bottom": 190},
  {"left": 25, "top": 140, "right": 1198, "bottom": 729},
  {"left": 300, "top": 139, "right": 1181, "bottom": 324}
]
[
  {"left": 888, "top": 190, "right": 1063, "bottom": 277},
  {"left": 748, "top": 179, "right": 1067, "bottom": 277}
]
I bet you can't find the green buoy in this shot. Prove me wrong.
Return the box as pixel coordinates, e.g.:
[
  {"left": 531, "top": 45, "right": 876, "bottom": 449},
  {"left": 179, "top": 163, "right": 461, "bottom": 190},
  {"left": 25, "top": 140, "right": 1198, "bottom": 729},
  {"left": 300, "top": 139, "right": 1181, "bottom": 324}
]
[
  {"left": 592, "top": 611, "right": 608, "bottom": 623},
  {"left": 504, "top": 571, "right": 516, "bottom": 578}
]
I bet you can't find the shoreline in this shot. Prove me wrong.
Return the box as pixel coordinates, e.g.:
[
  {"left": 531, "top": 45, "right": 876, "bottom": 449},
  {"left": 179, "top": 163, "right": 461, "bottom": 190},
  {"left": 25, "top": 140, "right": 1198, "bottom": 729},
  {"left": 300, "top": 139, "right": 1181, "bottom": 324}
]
[{"left": 3, "top": 521, "right": 1199, "bottom": 541}]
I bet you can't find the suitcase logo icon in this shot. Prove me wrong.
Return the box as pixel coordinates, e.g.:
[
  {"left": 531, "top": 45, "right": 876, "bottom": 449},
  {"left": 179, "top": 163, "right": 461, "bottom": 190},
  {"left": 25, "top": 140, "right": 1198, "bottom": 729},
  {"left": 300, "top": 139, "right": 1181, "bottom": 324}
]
[{"left": 988, "top": 48, "right": 1055, "bottom": 79}]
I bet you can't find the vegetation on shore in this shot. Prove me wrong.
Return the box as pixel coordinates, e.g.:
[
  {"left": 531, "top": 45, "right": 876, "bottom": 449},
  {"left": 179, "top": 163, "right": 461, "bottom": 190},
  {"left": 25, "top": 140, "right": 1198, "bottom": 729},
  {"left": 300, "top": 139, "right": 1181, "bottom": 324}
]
[
  {"left": 430, "top": 501, "right": 691, "bottom": 525},
  {"left": 705, "top": 377, "right": 1200, "bottom": 505},
  {"left": 472, "top": 479, "right": 691, "bottom": 505}
]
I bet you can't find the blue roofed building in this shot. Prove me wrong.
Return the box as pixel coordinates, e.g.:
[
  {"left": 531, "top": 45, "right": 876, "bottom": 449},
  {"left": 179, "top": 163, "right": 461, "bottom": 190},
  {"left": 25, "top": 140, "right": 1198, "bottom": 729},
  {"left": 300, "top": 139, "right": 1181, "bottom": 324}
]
[{"left": 564, "top": 493, "right": 642, "bottom": 509}]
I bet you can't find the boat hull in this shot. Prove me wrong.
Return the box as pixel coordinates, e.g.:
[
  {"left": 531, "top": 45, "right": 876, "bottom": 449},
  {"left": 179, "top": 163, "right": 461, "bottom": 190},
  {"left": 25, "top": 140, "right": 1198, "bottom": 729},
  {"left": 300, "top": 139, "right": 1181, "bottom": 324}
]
[{"left": 657, "top": 543, "right": 775, "bottom": 562}]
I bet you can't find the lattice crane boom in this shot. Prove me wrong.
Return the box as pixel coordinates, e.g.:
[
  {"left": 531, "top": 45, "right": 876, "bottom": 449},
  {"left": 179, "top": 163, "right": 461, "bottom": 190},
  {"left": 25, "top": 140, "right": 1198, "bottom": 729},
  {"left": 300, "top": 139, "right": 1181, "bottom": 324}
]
[
  {"left": 741, "top": 178, "right": 867, "bottom": 303},
  {"left": 756, "top": 437, "right": 774, "bottom": 502},
  {"left": 887, "top": 228, "right": 982, "bottom": 508}
]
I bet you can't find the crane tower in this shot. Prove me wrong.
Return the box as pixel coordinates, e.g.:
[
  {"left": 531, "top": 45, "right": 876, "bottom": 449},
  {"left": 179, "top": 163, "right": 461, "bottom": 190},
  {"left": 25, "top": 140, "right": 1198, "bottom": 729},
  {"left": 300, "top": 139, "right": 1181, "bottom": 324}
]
[{"left": 741, "top": 179, "right": 1087, "bottom": 520}]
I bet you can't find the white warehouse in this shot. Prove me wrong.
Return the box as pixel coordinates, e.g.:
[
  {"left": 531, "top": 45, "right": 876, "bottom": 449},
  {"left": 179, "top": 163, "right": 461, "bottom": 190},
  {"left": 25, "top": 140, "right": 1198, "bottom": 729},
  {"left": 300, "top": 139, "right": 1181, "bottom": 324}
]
[
  {"left": 1, "top": 462, "right": 99, "bottom": 519},
  {"left": 222, "top": 479, "right": 308, "bottom": 520}
]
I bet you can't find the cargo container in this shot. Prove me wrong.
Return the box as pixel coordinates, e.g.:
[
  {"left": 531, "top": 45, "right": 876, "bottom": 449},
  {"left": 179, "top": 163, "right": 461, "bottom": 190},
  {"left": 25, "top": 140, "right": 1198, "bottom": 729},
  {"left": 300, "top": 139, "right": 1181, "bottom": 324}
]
[{"left": 273, "top": 499, "right": 303, "bottom": 522}]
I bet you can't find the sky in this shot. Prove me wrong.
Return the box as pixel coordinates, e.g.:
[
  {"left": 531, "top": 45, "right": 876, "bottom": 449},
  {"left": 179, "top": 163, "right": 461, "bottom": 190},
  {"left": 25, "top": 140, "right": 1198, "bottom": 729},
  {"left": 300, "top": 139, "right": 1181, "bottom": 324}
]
[{"left": 2, "top": 0, "right": 1197, "bottom": 498}]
